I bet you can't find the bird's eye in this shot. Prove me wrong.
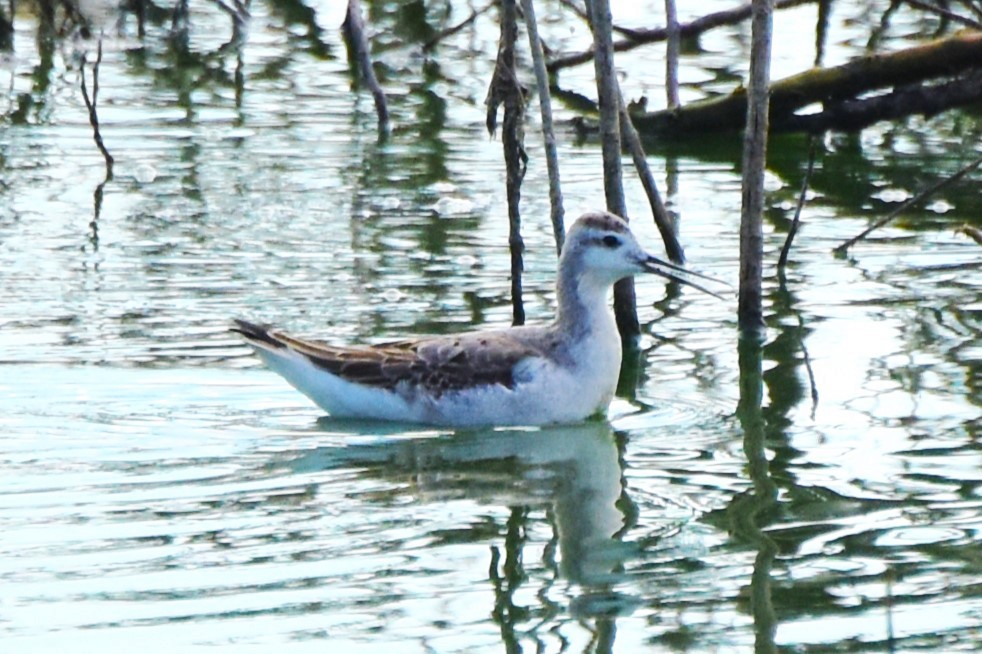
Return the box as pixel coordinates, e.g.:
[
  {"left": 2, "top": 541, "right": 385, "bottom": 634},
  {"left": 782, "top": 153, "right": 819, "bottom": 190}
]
[{"left": 601, "top": 235, "right": 621, "bottom": 248}]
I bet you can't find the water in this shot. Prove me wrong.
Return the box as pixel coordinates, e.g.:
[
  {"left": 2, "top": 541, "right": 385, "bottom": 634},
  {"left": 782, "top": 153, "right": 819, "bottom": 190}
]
[{"left": 1, "top": 1, "right": 980, "bottom": 651}]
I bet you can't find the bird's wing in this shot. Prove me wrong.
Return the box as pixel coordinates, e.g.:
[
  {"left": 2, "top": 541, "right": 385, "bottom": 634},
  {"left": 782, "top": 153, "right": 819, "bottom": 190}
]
[{"left": 232, "top": 319, "right": 539, "bottom": 395}]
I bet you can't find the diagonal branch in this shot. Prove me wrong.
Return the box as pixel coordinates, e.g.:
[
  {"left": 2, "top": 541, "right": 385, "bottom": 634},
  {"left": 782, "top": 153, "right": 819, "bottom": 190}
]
[{"left": 833, "top": 155, "right": 982, "bottom": 255}]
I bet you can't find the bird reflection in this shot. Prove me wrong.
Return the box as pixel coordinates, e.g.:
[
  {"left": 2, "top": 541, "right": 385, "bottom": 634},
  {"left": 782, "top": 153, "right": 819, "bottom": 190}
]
[
  {"left": 286, "top": 420, "right": 634, "bottom": 650},
  {"left": 291, "top": 421, "right": 628, "bottom": 585}
]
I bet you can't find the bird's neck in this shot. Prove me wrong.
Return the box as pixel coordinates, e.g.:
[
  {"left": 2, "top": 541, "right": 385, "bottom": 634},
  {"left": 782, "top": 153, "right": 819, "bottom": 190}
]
[{"left": 555, "top": 269, "right": 617, "bottom": 341}]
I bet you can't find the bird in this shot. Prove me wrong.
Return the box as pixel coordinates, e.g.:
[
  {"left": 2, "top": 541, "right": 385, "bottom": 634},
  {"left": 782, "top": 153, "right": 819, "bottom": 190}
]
[{"left": 232, "top": 210, "right": 724, "bottom": 428}]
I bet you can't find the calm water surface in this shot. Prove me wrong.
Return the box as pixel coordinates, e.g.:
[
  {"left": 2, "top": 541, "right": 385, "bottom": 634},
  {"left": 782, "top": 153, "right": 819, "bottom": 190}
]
[{"left": 1, "top": 1, "right": 980, "bottom": 651}]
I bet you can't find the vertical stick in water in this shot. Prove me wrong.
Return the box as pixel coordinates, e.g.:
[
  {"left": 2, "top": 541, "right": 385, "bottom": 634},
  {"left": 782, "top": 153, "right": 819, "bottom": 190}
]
[
  {"left": 487, "top": 0, "right": 527, "bottom": 326},
  {"left": 587, "top": 0, "right": 639, "bottom": 340},
  {"left": 520, "top": 0, "right": 565, "bottom": 255},
  {"left": 739, "top": 0, "right": 773, "bottom": 334},
  {"left": 664, "top": 0, "right": 681, "bottom": 109}
]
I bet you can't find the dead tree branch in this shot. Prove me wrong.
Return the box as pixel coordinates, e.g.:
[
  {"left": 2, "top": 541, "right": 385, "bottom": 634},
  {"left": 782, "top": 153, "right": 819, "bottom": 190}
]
[
  {"left": 632, "top": 30, "right": 982, "bottom": 136},
  {"left": 780, "top": 69, "right": 982, "bottom": 133}
]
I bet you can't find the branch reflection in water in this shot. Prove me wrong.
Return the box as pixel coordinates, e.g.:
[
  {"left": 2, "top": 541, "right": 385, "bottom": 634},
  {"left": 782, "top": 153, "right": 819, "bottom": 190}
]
[{"left": 286, "top": 420, "right": 636, "bottom": 651}]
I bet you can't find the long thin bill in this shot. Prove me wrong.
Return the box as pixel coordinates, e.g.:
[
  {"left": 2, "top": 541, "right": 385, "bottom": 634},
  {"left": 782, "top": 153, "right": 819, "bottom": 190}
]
[{"left": 642, "top": 254, "right": 731, "bottom": 300}]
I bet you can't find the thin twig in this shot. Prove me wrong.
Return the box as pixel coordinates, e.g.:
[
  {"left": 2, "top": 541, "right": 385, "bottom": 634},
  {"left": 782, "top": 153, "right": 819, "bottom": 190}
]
[
  {"left": 954, "top": 0, "right": 982, "bottom": 21},
  {"left": 833, "top": 155, "right": 982, "bottom": 255},
  {"left": 778, "top": 136, "right": 816, "bottom": 269},
  {"left": 341, "top": 0, "right": 390, "bottom": 135},
  {"left": 80, "top": 39, "right": 114, "bottom": 173},
  {"left": 904, "top": 0, "right": 982, "bottom": 29},
  {"left": 520, "top": 0, "right": 565, "bottom": 254},
  {"left": 868, "top": 0, "right": 902, "bottom": 51}
]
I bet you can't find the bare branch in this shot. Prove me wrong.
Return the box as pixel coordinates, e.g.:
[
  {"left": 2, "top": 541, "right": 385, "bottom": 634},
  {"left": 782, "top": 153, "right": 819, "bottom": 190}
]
[
  {"left": 833, "top": 156, "right": 982, "bottom": 255},
  {"left": 903, "top": 0, "right": 982, "bottom": 29}
]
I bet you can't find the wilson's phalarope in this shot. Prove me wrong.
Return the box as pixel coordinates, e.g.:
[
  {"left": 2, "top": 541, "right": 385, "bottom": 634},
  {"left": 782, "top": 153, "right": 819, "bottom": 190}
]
[{"left": 233, "top": 211, "right": 723, "bottom": 427}]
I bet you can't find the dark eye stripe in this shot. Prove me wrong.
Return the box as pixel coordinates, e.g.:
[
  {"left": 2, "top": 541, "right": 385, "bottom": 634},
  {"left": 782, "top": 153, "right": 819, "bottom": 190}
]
[{"left": 601, "top": 235, "right": 621, "bottom": 248}]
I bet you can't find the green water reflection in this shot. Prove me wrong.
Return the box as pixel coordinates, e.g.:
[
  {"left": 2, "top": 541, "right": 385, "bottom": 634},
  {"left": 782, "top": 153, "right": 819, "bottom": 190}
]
[{"left": 0, "top": 0, "right": 979, "bottom": 652}]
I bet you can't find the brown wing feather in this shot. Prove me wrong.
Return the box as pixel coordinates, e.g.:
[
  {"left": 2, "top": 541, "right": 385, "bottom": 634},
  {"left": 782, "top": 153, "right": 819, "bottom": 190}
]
[{"left": 250, "top": 325, "right": 538, "bottom": 396}]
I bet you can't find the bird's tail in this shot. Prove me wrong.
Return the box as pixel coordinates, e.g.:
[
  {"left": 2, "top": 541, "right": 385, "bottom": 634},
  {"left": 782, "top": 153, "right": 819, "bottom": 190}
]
[{"left": 230, "top": 319, "right": 287, "bottom": 350}]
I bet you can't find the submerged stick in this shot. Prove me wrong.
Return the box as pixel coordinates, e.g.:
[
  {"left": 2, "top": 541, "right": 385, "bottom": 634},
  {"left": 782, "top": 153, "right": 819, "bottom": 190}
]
[
  {"left": 487, "top": 0, "right": 528, "bottom": 326},
  {"left": 738, "top": 0, "right": 774, "bottom": 335},
  {"left": 520, "top": 0, "right": 565, "bottom": 254},
  {"left": 80, "top": 39, "right": 114, "bottom": 173},
  {"left": 778, "top": 137, "right": 816, "bottom": 269},
  {"left": 341, "top": 0, "right": 390, "bottom": 135},
  {"left": 833, "top": 155, "right": 982, "bottom": 255}
]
